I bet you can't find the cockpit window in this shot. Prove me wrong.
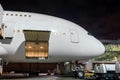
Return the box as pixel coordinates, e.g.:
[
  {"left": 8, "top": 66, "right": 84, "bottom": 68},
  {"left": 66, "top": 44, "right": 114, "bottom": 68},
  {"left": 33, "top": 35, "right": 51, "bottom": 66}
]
[{"left": 88, "top": 32, "right": 92, "bottom": 36}]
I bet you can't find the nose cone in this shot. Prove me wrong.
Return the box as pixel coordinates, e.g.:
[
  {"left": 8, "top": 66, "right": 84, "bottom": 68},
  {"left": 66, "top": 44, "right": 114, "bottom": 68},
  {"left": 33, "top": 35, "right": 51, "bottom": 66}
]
[
  {"left": 87, "top": 36, "right": 105, "bottom": 57},
  {"left": 94, "top": 39, "right": 105, "bottom": 56}
]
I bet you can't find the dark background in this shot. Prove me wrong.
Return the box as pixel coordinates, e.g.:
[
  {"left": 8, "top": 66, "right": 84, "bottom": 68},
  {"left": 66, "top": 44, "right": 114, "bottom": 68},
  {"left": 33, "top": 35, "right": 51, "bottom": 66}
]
[{"left": 0, "top": 0, "right": 120, "bottom": 40}]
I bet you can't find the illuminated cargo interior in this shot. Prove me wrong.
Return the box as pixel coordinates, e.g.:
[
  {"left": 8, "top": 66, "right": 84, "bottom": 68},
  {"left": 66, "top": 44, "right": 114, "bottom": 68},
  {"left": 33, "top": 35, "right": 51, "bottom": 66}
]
[{"left": 23, "top": 30, "right": 51, "bottom": 59}]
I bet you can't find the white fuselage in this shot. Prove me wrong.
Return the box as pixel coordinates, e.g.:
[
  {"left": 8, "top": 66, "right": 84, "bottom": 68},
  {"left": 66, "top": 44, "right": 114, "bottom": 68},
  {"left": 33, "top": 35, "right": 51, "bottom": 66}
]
[{"left": 0, "top": 11, "right": 105, "bottom": 63}]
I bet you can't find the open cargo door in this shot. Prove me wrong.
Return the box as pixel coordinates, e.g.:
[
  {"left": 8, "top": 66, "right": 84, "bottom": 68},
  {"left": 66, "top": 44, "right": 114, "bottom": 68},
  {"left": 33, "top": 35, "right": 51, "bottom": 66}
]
[{"left": 23, "top": 30, "right": 51, "bottom": 59}]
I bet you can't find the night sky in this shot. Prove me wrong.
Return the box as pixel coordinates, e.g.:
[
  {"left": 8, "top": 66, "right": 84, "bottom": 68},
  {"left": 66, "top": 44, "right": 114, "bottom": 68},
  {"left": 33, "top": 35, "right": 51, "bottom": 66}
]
[{"left": 0, "top": 0, "right": 120, "bottom": 40}]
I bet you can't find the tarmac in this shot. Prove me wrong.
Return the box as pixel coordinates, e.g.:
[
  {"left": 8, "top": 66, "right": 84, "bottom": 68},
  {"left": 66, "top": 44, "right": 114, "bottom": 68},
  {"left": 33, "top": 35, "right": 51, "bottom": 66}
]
[{"left": 0, "top": 74, "right": 84, "bottom": 80}]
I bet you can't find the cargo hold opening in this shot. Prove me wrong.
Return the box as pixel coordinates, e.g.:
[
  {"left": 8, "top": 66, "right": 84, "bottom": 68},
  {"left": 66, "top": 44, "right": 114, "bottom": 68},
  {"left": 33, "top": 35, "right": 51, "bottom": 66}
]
[{"left": 23, "top": 30, "right": 51, "bottom": 59}]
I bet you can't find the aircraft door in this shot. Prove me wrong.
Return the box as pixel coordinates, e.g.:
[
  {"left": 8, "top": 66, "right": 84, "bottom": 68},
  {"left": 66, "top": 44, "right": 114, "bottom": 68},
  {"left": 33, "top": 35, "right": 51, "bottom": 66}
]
[
  {"left": 70, "top": 30, "right": 79, "bottom": 43},
  {"left": 23, "top": 30, "right": 51, "bottom": 59}
]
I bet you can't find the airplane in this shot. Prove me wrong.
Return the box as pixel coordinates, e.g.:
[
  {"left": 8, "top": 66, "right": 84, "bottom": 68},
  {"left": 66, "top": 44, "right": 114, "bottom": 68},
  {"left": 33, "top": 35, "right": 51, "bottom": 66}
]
[{"left": 0, "top": 4, "right": 105, "bottom": 77}]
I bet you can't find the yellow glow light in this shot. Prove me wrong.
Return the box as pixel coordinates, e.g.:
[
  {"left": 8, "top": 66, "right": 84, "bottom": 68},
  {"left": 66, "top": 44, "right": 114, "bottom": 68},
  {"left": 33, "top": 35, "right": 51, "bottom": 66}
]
[
  {"left": 40, "top": 46, "right": 43, "bottom": 49},
  {"left": 28, "top": 46, "right": 32, "bottom": 49}
]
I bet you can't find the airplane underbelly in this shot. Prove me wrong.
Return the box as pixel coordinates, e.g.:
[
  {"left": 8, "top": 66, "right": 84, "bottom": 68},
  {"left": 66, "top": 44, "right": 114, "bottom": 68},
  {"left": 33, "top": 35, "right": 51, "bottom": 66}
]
[
  {"left": 3, "top": 30, "right": 88, "bottom": 62},
  {"left": 5, "top": 42, "right": 84, "bottom": 63}
]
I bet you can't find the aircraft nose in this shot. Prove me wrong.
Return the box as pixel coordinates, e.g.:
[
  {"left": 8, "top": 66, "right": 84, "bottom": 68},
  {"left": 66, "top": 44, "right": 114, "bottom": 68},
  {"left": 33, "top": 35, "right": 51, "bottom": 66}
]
[{"left": 87, "top": 36, "right": 105, "bottom": 57}]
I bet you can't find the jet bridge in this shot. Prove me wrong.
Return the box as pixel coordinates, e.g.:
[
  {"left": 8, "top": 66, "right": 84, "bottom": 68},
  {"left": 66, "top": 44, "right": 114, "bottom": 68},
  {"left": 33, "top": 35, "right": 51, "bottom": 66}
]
[{"left": 23, "top": 30, "right": 51, "bottom": 59}]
